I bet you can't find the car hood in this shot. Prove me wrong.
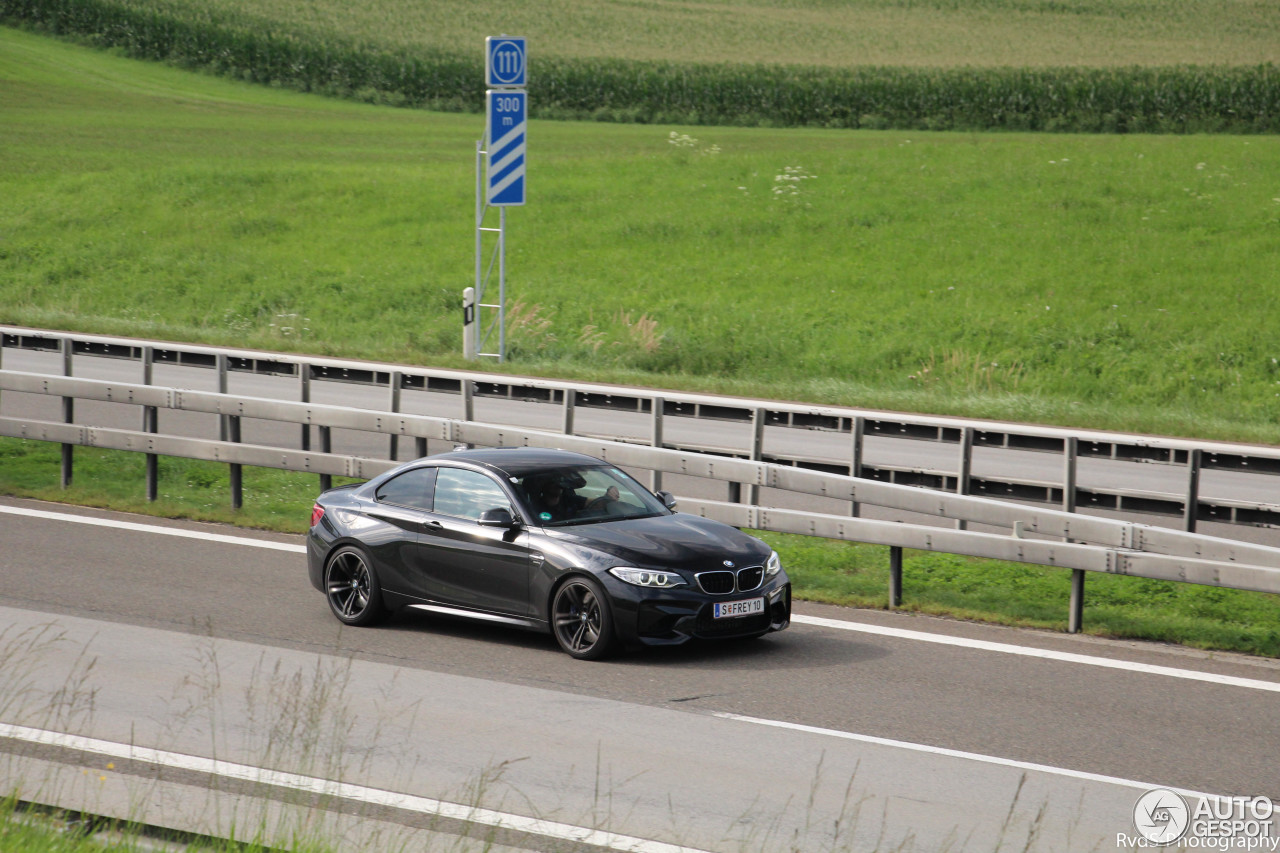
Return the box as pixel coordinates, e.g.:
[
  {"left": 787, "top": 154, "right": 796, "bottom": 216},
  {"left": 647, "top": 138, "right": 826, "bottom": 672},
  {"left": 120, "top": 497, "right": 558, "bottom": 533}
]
[{"left": 546, "top": 513, "right": 770, "bottom": 573}]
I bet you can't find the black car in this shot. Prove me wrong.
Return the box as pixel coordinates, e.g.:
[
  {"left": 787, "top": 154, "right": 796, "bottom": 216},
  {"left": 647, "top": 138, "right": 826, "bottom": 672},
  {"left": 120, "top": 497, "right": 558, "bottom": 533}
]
[{"left": 307, "top": 448, "right": 791, "bottom": 659}]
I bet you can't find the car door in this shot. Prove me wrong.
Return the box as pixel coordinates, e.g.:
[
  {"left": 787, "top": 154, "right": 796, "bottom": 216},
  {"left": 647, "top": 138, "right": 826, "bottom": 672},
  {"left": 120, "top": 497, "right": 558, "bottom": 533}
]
[
  {"left": 363, "top": 466, "right": 438, "bottom": 597},
  {"left": 415, "top": 466, "right": 532, "bottom": 616}
]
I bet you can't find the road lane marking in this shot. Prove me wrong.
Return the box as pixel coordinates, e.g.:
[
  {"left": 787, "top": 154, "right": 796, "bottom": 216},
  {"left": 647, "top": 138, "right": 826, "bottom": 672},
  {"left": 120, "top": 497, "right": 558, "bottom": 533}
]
[
  {"left": 0, "top": 504, "right": 307, "bottom": 553},
  {"left": 792, "top": 614, "right": 1280, "bottom": 694},
  {"left": 0, "top": 722, "right": 713, "bottom": 853},
  {"left": 8, "top": 502, "right": 1280, "bottom": 695},
  {"left": 711, "top": 712, "right": 1217, "bottom": 801}
]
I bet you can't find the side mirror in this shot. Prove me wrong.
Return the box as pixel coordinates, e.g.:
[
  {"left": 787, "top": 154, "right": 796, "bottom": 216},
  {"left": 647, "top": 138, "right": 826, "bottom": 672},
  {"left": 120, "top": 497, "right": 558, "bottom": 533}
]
[
  {"left": 656, "top": 490, "right": 677, "bottom": 510},
  {"left": 478, "top": 507, "right": 520, "bottom": 529}
]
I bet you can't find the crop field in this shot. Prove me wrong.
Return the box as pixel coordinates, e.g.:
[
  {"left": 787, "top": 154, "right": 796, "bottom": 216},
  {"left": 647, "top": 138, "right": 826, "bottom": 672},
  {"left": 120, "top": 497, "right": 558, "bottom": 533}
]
[
  {"left": 12, "top": 0, "right": 1280, "bottom": 69},
  {"left": 5, "top": 0, "right": 1279, "bottom": 132},
  {"left": 3, "top": 27, "right": 1280, "bottom": 442}
]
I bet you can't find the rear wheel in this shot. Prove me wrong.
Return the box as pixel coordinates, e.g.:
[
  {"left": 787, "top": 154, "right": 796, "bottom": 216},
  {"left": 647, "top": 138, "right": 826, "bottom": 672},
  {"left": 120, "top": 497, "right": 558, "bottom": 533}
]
[
  {"left": 551, "top": 577, "right": 616, "bottom": 660},
  {"left": 324, "top": 546, "right": 385, "bottom": 626}
]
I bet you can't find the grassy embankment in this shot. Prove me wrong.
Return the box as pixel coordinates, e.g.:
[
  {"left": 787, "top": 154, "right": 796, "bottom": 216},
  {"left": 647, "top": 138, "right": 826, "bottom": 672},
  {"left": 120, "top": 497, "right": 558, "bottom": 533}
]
[{"left": 2, "top": 27, "right": 1280, "bottom": 656}]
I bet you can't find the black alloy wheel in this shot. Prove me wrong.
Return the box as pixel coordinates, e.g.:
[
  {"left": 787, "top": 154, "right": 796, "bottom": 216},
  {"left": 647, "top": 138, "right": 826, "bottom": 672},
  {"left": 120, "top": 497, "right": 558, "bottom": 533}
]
[
  {"left": 552, "top": 577, "right": 616, "bottom": 660},
  {"left": 325, "top": 546, "right": 385, "bottom": 626}
]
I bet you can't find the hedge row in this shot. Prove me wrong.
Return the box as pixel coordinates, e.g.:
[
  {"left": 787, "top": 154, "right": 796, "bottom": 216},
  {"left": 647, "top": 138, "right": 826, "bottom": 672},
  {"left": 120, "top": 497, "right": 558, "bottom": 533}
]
[{"left": 4, "top": 0, "right": 1279, "bottom": 132}]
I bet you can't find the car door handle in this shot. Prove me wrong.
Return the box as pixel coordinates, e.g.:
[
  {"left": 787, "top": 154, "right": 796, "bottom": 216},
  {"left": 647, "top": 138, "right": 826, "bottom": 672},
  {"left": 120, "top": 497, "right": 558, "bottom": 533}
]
[{"left": 421, "top": 520, "right": 444, "bottom": 530}]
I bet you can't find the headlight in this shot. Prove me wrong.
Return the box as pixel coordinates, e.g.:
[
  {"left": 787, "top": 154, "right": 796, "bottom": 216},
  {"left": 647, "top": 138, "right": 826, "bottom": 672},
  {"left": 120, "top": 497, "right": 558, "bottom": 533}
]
[
  {"left": 765, "top": 551, "right": 782, "bottom": 579},
  {"left": 608, "top": 567, "right": 686, "bottom": 588}
]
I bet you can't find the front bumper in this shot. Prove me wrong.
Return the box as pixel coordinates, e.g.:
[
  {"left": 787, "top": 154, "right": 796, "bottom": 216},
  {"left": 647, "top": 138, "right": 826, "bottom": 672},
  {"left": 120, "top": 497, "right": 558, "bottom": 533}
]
[{"left": 608, "top": 575, "right": 792, "bottom": 647}]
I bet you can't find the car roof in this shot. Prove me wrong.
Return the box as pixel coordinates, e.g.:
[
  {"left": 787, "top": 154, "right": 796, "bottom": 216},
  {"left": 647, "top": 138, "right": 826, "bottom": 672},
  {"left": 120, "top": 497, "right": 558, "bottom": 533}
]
[{"left": 424, "top": 448, "right": 607, "bottom": 478}]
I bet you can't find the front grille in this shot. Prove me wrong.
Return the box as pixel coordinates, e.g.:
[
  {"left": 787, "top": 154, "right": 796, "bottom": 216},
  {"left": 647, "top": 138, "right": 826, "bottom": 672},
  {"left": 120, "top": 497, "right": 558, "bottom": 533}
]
[
  {"left": 736, "top": 566, "right": 764, "bottom": 592},
  {"left": 696, "top": 566, "right": 765, "bottom": 594},
  {"left": 697, "top": 571, "right": 735, "bottom": 594}
]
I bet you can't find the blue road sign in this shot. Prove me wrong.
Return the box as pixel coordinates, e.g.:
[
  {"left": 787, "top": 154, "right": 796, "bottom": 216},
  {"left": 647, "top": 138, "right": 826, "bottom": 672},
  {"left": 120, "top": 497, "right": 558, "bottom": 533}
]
[
  {"left": 486, "top": 37, "right": 527, "bottom": 88},
  {"left": 486, "top": 90, "right": 526, "bottom": 206}
]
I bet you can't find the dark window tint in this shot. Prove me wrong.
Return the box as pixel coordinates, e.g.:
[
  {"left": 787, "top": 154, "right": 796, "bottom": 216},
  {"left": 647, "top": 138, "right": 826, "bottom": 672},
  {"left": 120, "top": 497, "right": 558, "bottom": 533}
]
[
  {"left": 433, "top": 468, "right": 511, "bottom": 521},
  {"left": 374, "top": 467, "right": 437, "bottom": 511}
]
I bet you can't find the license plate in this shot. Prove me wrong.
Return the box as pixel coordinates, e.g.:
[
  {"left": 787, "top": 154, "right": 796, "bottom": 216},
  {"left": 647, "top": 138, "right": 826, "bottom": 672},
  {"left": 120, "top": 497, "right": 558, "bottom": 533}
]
[{"left": 713, "top": 598, "right": 764, "bottom": 619}]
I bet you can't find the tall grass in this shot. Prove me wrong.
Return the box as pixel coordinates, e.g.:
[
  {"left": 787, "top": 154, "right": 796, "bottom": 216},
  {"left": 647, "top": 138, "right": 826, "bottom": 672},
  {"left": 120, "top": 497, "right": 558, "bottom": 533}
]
[{"left": 3, "top": 0, "right": 1279, "bottom": 133}]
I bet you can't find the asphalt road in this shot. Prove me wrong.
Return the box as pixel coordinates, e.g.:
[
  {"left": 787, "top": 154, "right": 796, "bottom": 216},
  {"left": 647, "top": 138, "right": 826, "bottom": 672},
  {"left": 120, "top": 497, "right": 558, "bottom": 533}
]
[{"left": 2, "top": 497, "right": 1278, "bottom": 852}]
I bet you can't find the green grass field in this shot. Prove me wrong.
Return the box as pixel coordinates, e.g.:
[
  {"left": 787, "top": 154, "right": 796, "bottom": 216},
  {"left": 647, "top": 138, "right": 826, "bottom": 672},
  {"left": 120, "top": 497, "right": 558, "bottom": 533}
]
[{"left": 3, "top": 26, "right": 1280, "bottom": 440}]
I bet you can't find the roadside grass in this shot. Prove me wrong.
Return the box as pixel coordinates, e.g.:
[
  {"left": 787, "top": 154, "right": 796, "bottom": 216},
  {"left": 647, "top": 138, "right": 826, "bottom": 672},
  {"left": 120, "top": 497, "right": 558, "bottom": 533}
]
[
  {"left": 3, "top": 28, "right": 1280, "bottom": 443},
  {"left": 4, "top": 437, "right": 1279, "bottom": 658}
]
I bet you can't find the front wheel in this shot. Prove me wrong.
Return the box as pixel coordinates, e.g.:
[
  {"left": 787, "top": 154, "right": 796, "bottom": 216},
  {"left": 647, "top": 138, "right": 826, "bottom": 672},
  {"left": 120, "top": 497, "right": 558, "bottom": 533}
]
[
  {"left": 324, "top": 546, "right": 386, "bottom": 626},
  {"left": 551, "top": 577, "right": 616, "bottom": 660}
]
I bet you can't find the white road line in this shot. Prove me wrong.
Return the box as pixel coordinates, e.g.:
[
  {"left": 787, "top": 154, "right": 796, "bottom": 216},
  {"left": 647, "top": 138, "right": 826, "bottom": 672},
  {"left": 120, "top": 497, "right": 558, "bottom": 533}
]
[
  {"left": 7, "top": 502, "right": 1279, "bottom": 695},
  {"left": 792, "top": 614, "right": 1280, "bottom": 694},
  {"left": 711, "top": 712, "right": 1217, "bottom": 802},
  {"left": 0, "top": 504, "right": 307, "bottom": 553},
  {"left": 0, "top": 722, "right": 712, "bottom": 853}
]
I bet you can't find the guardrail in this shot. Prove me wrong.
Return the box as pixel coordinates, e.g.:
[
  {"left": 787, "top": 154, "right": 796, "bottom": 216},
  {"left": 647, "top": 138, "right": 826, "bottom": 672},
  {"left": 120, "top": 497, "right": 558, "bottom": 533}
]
[
  {"left": 4, "top": 325, "right": 1280, "bottom": 534},
  {"left": 4, "top": 368, "right": 1280, "bottom": 635}
]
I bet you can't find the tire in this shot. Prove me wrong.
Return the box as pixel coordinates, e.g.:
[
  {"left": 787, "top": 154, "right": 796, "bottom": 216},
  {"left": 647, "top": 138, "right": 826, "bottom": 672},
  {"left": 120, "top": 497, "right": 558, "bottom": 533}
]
[
  {"left": 324, "top": 545, "right": 386, "bottom": 626},
  {"left": 551, "top": 577, "right": 616, "bottom": 660}
]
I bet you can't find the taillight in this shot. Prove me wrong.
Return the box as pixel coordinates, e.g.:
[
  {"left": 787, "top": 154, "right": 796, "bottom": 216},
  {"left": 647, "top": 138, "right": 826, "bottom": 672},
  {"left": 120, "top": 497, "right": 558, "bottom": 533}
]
[{"left": 310, "top": 503, "right": 325, "bottom": 527}]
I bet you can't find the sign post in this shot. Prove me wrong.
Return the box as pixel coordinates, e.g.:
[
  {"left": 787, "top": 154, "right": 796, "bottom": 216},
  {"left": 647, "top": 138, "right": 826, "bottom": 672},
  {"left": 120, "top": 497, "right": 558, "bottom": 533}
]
[{"left": 471, "top": 37, "right": 528, "bottom": 362}]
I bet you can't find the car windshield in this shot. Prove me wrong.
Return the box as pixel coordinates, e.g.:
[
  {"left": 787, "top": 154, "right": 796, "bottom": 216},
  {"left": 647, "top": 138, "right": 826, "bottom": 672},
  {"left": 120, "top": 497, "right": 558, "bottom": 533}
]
[{"left": 516, "top": 465, "right": 668, "bottom": 527}]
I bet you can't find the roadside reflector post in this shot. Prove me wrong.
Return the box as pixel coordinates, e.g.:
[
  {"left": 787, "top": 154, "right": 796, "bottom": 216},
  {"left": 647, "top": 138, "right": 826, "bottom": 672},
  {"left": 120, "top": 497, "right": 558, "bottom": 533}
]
[
  {"left": 60, "top": 336, "right": 74, "bottom": 489},
  {"left": 463, "top": 287, "right": 477, "bottom": 360},
  {"left": 1069, "top": 569, "right": 1085, "bottom": 633},
  {"left": 889, "top": 546, "right": 903, "bottom": 608}
]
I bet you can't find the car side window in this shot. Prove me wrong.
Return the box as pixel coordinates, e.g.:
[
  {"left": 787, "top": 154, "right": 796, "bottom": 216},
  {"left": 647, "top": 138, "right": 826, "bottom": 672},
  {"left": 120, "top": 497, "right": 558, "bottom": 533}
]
[
  {"left": 374, "top": 467, "right": 437, "bottom": 511},
  {"left": 432, "top": 467, "right": 511, "bottom": 521}
]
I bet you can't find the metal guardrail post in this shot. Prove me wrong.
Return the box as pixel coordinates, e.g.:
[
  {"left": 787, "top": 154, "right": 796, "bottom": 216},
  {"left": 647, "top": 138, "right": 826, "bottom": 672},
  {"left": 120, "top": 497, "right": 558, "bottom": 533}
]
[
  {"left": 60, "top": 337, "right": 73, "bottom": 488},
  {"left": 229, "top": 415, "right": 242, "bottom": 510},
  {"left": 562, "top": 389, "right": 576, "bottom": 436},
  {"left": 216, "top": 354, "right": 229, "bottom": 442},
  {"left": 144, "top": 405, "right": 158, "bottom": 502},
  {"left": 388, "top": 371, "right": 403, "bottom": 461},
  {"left": 1069, "top": 569, "right": 1085, "bottom": 633},
  {"left": 462, "top": 380, "right": 475, "bottom": 421},
  {"left": 141, "top": 346, "right": 154, "bottom": 429},
  {"left": 955, "top": 427, "right": 973, "bottom": 531},
  {"left": 1063, "top": 436, "right": 1078, "bottom": 517},
  {"left": 299, "top": 364, "right": 311, "bottom": 452},
  {"left": 319, "top": 426, "right": 333, "bottom": 492},
  {"left": 650, "top": 396, "right": 664, "bottom": 493},
  {"left": 1184, "top": 448, "right": 1202, "bottom": 533},
  {"left": 889, "top": 546, "right": 903, "bottom": 608},
  {"left": 747, "top": 408, "right": 765, "bottom": 505},
  {"left": 850, "top": 416, "right": 865, "bottom": 518}
]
